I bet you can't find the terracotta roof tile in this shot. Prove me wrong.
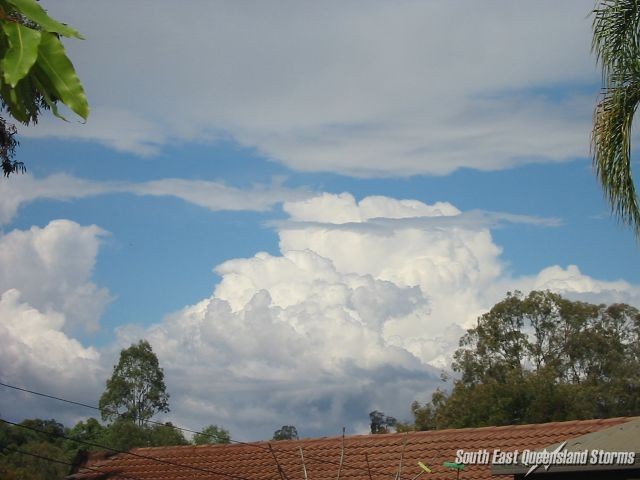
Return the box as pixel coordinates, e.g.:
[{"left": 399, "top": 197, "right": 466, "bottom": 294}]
[{"left": 68, "top": 417, "right": 634, "bottom": 480}]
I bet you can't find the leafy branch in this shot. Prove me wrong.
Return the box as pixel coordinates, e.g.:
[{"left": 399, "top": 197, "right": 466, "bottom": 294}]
[{"left": 0, "top": 0, "right": 88, "bottom": 176}]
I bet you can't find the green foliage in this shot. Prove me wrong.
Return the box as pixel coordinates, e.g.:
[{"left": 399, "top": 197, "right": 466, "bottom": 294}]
[
  {"left": 0, "top": 418, "right": 70, "bottom": 480},
  {"left": 272, "top": 425, "right": 298, "bottom": 441},
  {"left": 409, "top": 387, "right": 449, "bottom": 430},
  {"left": 63, "top": 417, "right": 108, "bottom": 463},
  {"left": 0, "top": 107, "right": 22, "bottom": 175},
  {"left": 410, "top": 291, "right": 640, "bottom": 429},
  {"left": 147, "top": 422, "right": 188, "bottom": 447},
  {"left": 65, "top": 417, "right": 187, "bottom": 455},
  {"left": 99, "top": 339, "right": 170, "bottom": 427},
  {"left": 98, "top": 419, "right": 188, "bottom": 451},
  {"left": 592, "top": 1, "right": 640, "bottom": 235},
  {"left": 98, "top": 417, "right": 151, "bottom": 452},
  {"left": 0, "top": 0, "right": 88, "bottom": 118},
  {"left": 0, "top": 0, "right": 88, "bottom": 176},
  {"left": 4, "top": 0, "right": 82, "bottom": 39},
  {"left": 1, "top": 414, "right": 193, "bottom": 478},
  {"left": 193, "top": 424, "right": 231, "bottom": 445},
  {"left": 66, "top": 417, "right": 106, "bottom": 445},
  {"left": 2, "top": 22, "right": 40, "bottom": 86},
  {"left": 369, "top": 410, "right": 397, "bottom": 434}
]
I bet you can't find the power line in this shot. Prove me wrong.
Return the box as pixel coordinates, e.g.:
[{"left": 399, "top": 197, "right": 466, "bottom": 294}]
[
  {"left": 0, "top": 382, "right": 102, "bottom": 413},
  {"left": 0, "top": 445, "right": 143, "bottom": 480},
  {"left": 0, "top": 381, "right": 233, "bottom": 443},
  {"left": 0, "top": 418, "right": 253, "bottom": 480},
  {"left": 0, "top": 381, "right": 412, "bottom": 480}
]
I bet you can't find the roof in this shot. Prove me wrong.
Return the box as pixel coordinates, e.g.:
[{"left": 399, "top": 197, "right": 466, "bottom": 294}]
[
  {"left": 68, "top": 417, "right": 635, "bottom": 480},
  {"left": 493, "top": 417, "right": 640, "bottom": 476},
  {"left": 539, "top": 416, "right": 640, "bottom": 454}
]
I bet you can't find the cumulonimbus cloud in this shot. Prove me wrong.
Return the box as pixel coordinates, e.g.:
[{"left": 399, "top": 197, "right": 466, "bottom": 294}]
[
  {"left": 1, "top": 193, "right": 637, "bottom": 438},
  {"left": 115, "top": 193, "right": 640, "bottom": 438}
]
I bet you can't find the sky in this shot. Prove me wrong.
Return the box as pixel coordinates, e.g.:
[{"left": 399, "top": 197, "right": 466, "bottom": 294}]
[{"left": 1, "top": 0, "right": 640, "bottom": 441}]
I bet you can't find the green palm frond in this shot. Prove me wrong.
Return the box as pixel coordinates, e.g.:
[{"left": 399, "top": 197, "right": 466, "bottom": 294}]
[
  {"left": 593, "top": 0, "right": 640, "bottom": 75},
  {"left": 592, "top": 0, "right": 640, "bottom": 236}
]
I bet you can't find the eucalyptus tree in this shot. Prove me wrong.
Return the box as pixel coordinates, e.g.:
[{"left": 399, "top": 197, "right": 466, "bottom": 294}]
[
  {"left": 369, "top": 410, "right": 397, "bottom": 434},
  {"left": 272, "top": 425, "right": 298, "bottom": 441},
  {"left": 193, "top": 424, "right": 231, "bottom": 445},
  {"left": 411, "top": 291, "right": 640, "bottom": 429},
  {"left": 99, "top": 340, "right": 170, "bottom": 427}
]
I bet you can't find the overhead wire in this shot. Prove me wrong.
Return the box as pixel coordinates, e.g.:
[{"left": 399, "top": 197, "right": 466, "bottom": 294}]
[
  {"left": 0, "top": 444, "right": 143, "bottom": 480},
  {"left": 0, "top": 381, "right": 415, "bottom": 480},
  {"left": 0, "top": 381, "right": 235, "bottom": 444},
  {"left": 1, "top": 418, "right": 255, "bottom": 480}
]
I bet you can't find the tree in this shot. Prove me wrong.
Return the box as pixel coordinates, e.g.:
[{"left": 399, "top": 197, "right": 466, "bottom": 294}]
[
  {"left": 368, "top": 410, "right": 397, "bottom": 434},
  {"left": 65, "top": 416, "right": 188, "bottom": 453},
  {"left": 193, "top": 424, "right": 231, "bottom": 445},
  {"left": 272, "top": 425, "right": 298, "bottom": 441},
  {"left": 99, "top": 340, "right": 170, "bottom": 427},
  {"left": 98, "top": 418, "right": 151, "bottom": 452},
  {"left": 592, "top": 1, "right": 640, "bottom": 235},
  {"left": 64, "top": 417, "right": 108, "bottom": 463},
  {"left": 147, "top": 422, "right": 188, "bottom": 447},
  {"left": 0, "top": 0, "right": 89, "bottom": 176},
  {"left": 410, "top": 291, "right": 640, "bottom": 429},
  {"left": 0, "top": 418, "right": 70, "bottom": 480}
]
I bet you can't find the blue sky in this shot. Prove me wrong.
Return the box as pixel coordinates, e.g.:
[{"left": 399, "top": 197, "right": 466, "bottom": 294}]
[{"left": 1, "top": 1, "right": 639, "bottom": 441}]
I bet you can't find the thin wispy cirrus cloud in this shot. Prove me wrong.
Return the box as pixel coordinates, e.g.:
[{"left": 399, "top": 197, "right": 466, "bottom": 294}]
[{"left": 1, "top": 0, "right": 639, "bottom": 440}]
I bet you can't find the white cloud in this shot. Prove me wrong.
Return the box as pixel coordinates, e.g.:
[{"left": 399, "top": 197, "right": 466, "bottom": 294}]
[
  {"left": 0, "top": 288, "right": 105, "bottom": 425},
  {"left": 0, "top": 174, "right": 116, "bottom": 225},
  {"left": 0, "top": 220, "right": 126, "bottom": 426},
  {"left": 129, "top": 178, "right": 309, "bottom": 212},
  {"left": 0, "top": 220, "right": 111, "bottom": 332},
  {"left": 112, "top": 193, "right": 640, "bottom": 439},
  {"left": 23, "top": 1, "right": 596, "bottom": 177},
  {"left": 282, "top": 193, "right": 461, "bottom": 223},
  {"left": 0, "top": 174, "right": 310, "bottom": 225},
  {"left": 498, "top": 264, "right": 640, "bottom": 307},
  {"left": 1, "top": 194, "right": 638, "bottom": 438},
  {"left": 0, "top": 289, "right": 101, "bottom": 383},
  {"left": 23, "top": 106, "right": 166, "bottom": 156},
  {"left": 128, "top": 262, "right": 442, "bottom": 439}
]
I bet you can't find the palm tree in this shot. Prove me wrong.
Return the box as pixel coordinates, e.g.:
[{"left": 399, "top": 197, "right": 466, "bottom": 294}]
[{"left": 592, "top": 1, "right": 640, "bottom": 236}]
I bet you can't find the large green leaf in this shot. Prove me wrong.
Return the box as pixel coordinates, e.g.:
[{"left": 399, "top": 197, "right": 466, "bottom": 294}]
[
  {"left": 4, "top": 0, "right": 83, "bottom": 39},
  {"left": 35, "top": 31, "right": 88, "bottom": 120},
  {"left": 1, "top": 22, "right": 41, "bottom": 87}
]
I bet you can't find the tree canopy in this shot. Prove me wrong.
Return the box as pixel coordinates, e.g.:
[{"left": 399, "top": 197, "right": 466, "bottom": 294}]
[
  {"left": 0, "top": 418, "right": 71, "bottom": 480},
  {"left": 193, "top": 424, "right": 231, "bottom": 445},
  {"left": 369, "top": 410, "right": 397, "bottom": 434},
  {"left": 0, "top": 0, "right": 88, "bottom": 176},
  {"left": 410, "top": 290, "right": 640, "bottom": 429},
  {"left": 99, "top": 340, "right": 170, "bottom": 427},
  {"left": 0, "top": 416, "right": 191, "bottom": 478},
  {"left": 272, "top": 425, "right": 298, "bottom": 441}
]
